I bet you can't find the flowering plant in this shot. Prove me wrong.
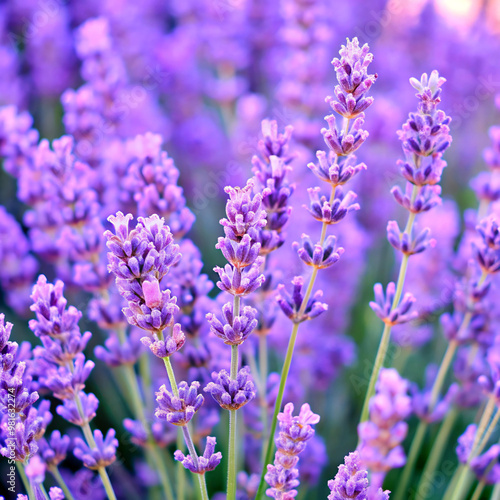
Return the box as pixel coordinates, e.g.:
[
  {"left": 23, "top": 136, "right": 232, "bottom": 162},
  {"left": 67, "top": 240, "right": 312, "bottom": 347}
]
[{"left": 1, "top": 2, "right": 500, "bottom": 500}]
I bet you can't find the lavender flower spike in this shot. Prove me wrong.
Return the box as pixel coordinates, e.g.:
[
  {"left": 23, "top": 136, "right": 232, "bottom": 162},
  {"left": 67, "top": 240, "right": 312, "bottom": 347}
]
[
  {"left": 206, "top": 302, "right": 258, "bottom": 345},
  {"left": 155, "top": 381, "right": 204, "bottom": 426},
  {"left": 204, "top": 366, "right": 256, "bottom": 410},
  {"left": 369, "top": 283, "right": 418, "bottom": 326},
  {"left": 276, "top": 276, "right": 328, "bottom": 324},
  {"left": 328, "top": 451, "right": 390, "bottom": 500},
  {"left": 141, "top": 323, "right": 185, "bottom": 358},
  {"left": 328, "top": 37, "right": 378, "bottom": 120},
  {"left": 174, "top": 436, "right": 222, "bottom": 474},
  {"left": 74, "top": 429, "right": 118, "bottom": 469},
  {"left": 294, "top": 234, "right": 344, "bottom": 270}
]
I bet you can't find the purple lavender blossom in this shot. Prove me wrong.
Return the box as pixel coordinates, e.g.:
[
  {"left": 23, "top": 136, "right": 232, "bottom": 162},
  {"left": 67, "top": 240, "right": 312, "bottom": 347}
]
[
  {"left": 308, "top": 151, "right": 366, "bottom": 188},
  {"left": 293, "top": 234, "right": 344, "bottom": 269},
  {"left": 369, "top": 283, "right": 418, "bottom": 326},
  {"left": 174, "top": 436, "right": 222, "bottom": 474},
  {"left": 305, "top": 186, "right": 360, "bottom": 225},
  {"left": 328, "top": 38, "right": 378, "bottom": 120},
  {"left": 327, "top": 451, "right": 369, "bottom": 500},
  {"left": 204, "top": 366, "right": 256, "bottom": 410},
  {"left": 155, "top": 381, "right": 204, "bottom": 426},
  {"left": 206, "top": 302, "right": 258, "bottom": 345},
  {"left": 276, "top": 276, "right": 328, "bottom": 324},
  {"left": 265, "top": 403, "right": 319, "bottom": 499},
  {"left": 39, "top": 430, "right": 71, "bottom": 467},
  {"left": 105, "top": 212, "right": 181, "bottom": 333},
  {"left": 56, "top": 392, "right": 99, "bottom": 426},
  {"left": 358, "top": 369, "right": 411, "bottom": 478},
  {"left": 141, "top": 323, "right": 185, "bottom": 358},
  {"left": 74, "top": 429, "right": 118, "bottom": 469}
]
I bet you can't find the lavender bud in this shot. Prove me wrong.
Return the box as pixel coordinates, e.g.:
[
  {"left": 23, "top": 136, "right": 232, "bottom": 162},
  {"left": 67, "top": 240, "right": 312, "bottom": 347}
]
[
  {"left": 308, "top": 151, "right": 366, "bottom": 187},
  {"left": 56, "top": 392, "right": 99, "bottom": 426},
  {"left": 214, "top": 259, "right": 266, "bottom": 296},
  {"left": 321, "top": 115, "right": 369, "bottom": 156},
  {"left": 174, "top": 436, "right": 222, "bottom": 474},
  {"left": 369, "top": 283, "right": 418, "bottom": 326},
  {"left": 141, "top": 323, "right": 185, "bottom": 358},
  {"left": 204, "top": 367, "right": 256, "bottom": 410},
  {"left": 155, "top": 381, "right": 204, "bottom": 426},
  {"left": 206, "top": 302, "right": 257, "bottom": 346},
  {"left": 386, "top": 221, "right": 435, "bottom": 256},
  {"left": 294, "top": 234, "right": 344, "bottom": 269},
  {"left": 327, "top": 451, "right": 369, "bottom": 500},
  {"left": 277, "top": 276, "right": 328, "bottom": 323},
  {"left": 74, "top": 429, "right": 118, "bottom": 469},
  {"left": 306, "top": 187, "right": 359, "bottom": 225}
]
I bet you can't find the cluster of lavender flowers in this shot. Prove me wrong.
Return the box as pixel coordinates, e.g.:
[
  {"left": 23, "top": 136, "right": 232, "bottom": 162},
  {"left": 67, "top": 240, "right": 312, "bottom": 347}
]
[{"left": 2, "top": 2, "right": 500, "bottom": 500}]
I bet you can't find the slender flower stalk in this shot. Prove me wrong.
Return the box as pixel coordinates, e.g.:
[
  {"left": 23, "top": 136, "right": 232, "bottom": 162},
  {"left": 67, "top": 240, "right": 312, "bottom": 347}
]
[
  {"left": 360, "top": 70, "right": 452, "bottom": 426},
  {"left": 257, "top": 36, "right": 377, "bottom": 500}
]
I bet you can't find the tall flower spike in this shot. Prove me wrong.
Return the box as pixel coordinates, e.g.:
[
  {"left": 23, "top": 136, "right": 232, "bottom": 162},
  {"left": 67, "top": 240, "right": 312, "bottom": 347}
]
[{"left": 105, "top": 212, "right": 181, "bottom": 333}]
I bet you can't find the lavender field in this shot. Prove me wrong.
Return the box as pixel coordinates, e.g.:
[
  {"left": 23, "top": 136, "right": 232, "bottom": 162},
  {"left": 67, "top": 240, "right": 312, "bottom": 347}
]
[{"left": 1, "top": 1, "right": 500, "bottom": 499}]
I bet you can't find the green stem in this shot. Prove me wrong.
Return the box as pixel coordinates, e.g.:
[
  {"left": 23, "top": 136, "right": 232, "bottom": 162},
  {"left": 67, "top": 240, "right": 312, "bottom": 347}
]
[
  {"left": 196, "top": 474, "right": 210, "bottom": 500},
  {"left": 449, "top": 398, "right": 497, "bottom": 500},
  {"left": 428, "top": 340, "right": 458, "bottom": 410},
  {"left": 416, "top": 409, "right": 458, "bottom": 499},
  {"left": 471, "top": 479, "right": 486, "bottom": 500},
  {"left": 50, "top": 465, "right": 76, "bottom": 500},
  {"left": 227, "top": 288, "right": 240, "bottom": 500},
  {"left": 491, "top": 480, "right": 500, "bottom": 499},
  {"left": 125, "top": 365, "right": 174, "bottom": 500},
  {"left": 393, "top": 419, "right": 428, "bottom": 500},
  {"left": 476, "top": 407, "right": 500, "bottom": 458},
  {"left": 17, "top": 462, "right": 34, "bottom": 500},
  {"left": 73, "top": 392, "right": 117, "bottom": 500},
  {"left": 177, "top": 431, "right": 186, "bottom": 500},
  {"left": 359, "top": 322, "right": 392, "bottom": 425},
  {"left": 227, "top": 409, "right": 238, "bottom": 500},
  {"left": 163, "top": 356, "right": 179, "bottom": 398}
]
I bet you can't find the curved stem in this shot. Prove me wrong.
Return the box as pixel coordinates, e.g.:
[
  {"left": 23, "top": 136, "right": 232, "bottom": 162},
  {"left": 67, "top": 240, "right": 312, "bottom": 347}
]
[
  {"left": 393, "top": 419, "right": 428, "bottom": 500},
  {"left": 415, "top": 408, "right": 458, "bottom": 499},
  {"left": 49, "top": 465, "right": 76, "bottom": 500}
]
